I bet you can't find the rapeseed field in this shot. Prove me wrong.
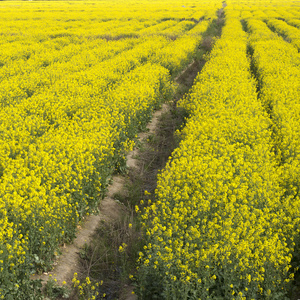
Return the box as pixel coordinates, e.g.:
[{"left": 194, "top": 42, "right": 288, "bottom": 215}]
[{"left": 0, "top": 0, "right": 299, "bottom": 298}]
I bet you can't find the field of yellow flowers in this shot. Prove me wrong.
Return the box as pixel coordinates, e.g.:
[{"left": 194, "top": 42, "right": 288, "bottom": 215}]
[{"left": 0, "top": 0, "right": 300, "bottom": 298}]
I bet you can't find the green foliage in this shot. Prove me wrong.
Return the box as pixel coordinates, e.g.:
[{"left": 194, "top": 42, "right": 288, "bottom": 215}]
[{"left": 44, "top": 276, "right": 70, "bottom": 300}]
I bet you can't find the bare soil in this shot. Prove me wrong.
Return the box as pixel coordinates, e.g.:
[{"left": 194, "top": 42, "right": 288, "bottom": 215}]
[{"left": 175, "top": 59, "right": 204, "bottom": 88}]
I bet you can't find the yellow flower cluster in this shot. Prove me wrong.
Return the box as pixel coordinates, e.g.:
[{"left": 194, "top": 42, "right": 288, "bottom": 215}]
[
  {"left": 287, "top": 19, "right": 300, "bottom": 29},
  {"left": 267, "top": 18, "right": 300, "bottom": 50},
  {"left": 72, "top": 273, "right": 101, "bottom": 300},
  {"left": 150, "top": 20, "right": 212, "bottom": 76},
  {"left": 137, "top": 7, "right": 300, "bottom": 299}
]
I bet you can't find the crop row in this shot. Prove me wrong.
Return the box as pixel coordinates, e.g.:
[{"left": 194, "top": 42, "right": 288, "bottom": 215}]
[
  {"left": 246, "top": 18, "right": 300, "bottom": 185},
  {"left": 266, "top": 18, "right": 300, "bottom": 50},
  {"left": 286, "top": 19, "right": 300, "bottom": 29},
  {"left": 151, "top": 20, "right": 211, "bottom": 76},
  {"left": 246, "top": 16, "right": 300, "bottom": 242},
  {"left": 136, "top": 9, "right": 299, "bottom": 300}
]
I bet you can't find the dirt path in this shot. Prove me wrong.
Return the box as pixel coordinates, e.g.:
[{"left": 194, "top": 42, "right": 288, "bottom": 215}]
[{"left": 33, "top": 103, "right": 170, "bottom": 299}]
